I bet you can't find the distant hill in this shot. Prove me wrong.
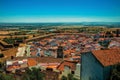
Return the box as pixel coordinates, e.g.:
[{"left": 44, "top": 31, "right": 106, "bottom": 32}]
[{"left": 0, "top": 22, "right": 120, "bottom": 29}]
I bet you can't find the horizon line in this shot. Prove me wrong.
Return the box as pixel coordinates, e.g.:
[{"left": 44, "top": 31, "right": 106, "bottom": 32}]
[{"left": 0, "top": 21, "right": 120, "bottom": 24}]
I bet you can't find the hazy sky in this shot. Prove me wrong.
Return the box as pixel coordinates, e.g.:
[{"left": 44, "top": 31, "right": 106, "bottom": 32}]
[{"left": 0, "top": 0, "right": 120, "bottom": 23}]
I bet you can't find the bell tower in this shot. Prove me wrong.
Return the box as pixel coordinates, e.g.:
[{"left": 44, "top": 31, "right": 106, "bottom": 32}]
[{"left": 57, "top": 46, "right": 63, "bottom": 58}]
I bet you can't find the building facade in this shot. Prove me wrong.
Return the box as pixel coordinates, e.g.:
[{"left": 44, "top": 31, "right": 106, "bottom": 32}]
[
  {"left": 81, "top": 49, "right": 120, "bottom": 80},
  {"left": 81, "top": 52, "right": 112, "bottom": 80}
]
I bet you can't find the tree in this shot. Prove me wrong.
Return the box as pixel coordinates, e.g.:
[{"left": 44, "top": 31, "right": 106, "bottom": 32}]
[
  {"left": 0, "top": 73, "right": 15, "bottom": 80},
  {"left": 61, "top": 75, "right": 67, "bottom": 80},
  {"left": 61, "top": 74, "right": 79, "bottom": 80},
  {"left": 0, "top": 54, "right": 4, "bottom": 58},
  {"left": 22, "top": 68, "right": 45, "bottom": 80},
  {"left": 68, "top": 74, "right": 78, "bottom": 80},
  {"left": 68, "top": 73, "right": 73, "bottom": 80}
]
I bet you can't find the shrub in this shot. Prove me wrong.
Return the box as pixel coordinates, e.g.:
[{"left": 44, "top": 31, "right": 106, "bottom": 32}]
[{"left": 0, "top": 54, "right": 4, "bottom": 58}]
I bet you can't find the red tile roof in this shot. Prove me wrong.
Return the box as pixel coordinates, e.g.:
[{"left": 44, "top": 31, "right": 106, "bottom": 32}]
[
  {"left": 37, "top": 57, "right": 63, "bottom": 63},
  {"left": 57, "top": 61, "right": 77, "bottom": 71},
  {"left": 92, "top": 48, "right": 120, "bottom": 66},
  {"left": 27, "top": 58, "right": 37, "bottom": 67}
]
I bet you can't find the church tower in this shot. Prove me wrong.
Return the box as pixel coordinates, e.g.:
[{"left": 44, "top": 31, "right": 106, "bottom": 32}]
[{"left": 57, "top": 46, "right": 63, "bottom": 58}]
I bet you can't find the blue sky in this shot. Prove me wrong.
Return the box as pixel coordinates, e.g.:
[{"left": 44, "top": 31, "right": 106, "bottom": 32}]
[{"left": 0, "top": 0, "right": 120, "bottom": 22}]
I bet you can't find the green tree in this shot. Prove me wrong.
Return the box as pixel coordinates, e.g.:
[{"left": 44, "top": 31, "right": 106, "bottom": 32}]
[
  {"left": 68, "top": 74, "right": 79, "bottom": 80},
  {"left": 0, "top": 73, "right": 15, "bottom": 80},
  {"left": 22, "top": 68, "right": 45, "bottom": 80},
  {"left": 61, "top": 75, "right": 67, "bottom": 80},
  {"left": 68, "top": 73, "right": 73, "bottom": 80},
  {"left": 0, "top": 54, "right": 4, "bottom": 58}
]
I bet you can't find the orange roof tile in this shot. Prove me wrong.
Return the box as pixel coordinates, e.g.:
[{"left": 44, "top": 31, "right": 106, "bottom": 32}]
[
  {"left": 37, "top": 57, "right": 63, "bottom": 63},
  {"left": 27, "top": 58, "right": 37, "bottom": 67},
  {"left": 57, "top": 61, "right": 76, "bottom": 71},
  {"left": 47, "top": 65, "right": 57, "bottom": 69},
  {"left": 92, "top": 48, "right": 120, "bottom": 66}
]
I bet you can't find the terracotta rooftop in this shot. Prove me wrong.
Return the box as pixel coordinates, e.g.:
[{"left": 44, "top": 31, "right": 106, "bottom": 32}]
[
  {"left": 92, "top": 48, "right": 120, "bottom": 66},
  {"left": 57, "top": 60, "right": 77, "bottom": 71},
  {"left": 27, "top": 58, "right": 37, "bottom": 67},
  {"left": 13, "top": 57, "right": 63, "bottom": 63},
  {"left": 37, "top": 57, "right": 63, "bottom": 63}
]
